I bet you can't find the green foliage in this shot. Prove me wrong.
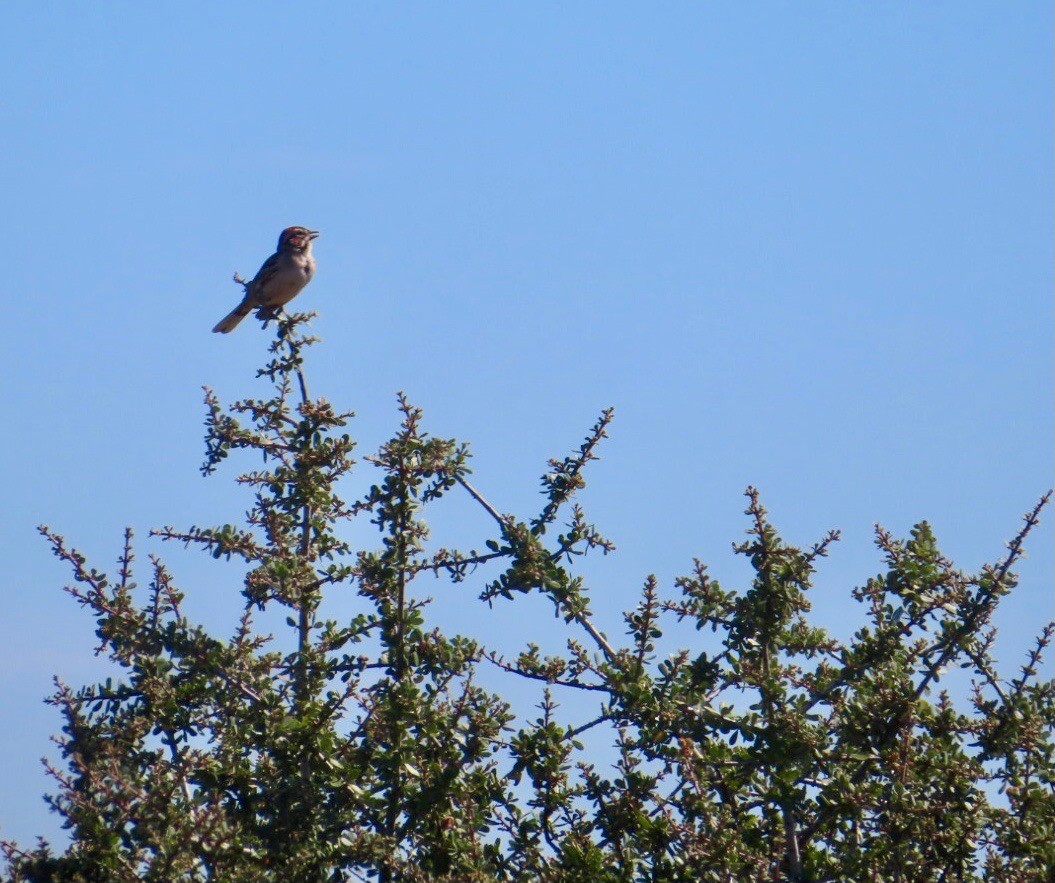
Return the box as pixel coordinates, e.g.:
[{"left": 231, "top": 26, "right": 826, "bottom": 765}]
[{"left": 4, "top": 313, "right": 1053, "bottom": 881}]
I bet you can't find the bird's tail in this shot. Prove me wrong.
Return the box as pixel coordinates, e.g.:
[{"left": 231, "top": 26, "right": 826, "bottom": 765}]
[{"left": 212, "top": 300, "right": 253, "bottom": 334}]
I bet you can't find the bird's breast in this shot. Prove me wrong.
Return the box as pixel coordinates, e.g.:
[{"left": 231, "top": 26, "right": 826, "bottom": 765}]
[{"left": 254, "top": 256, "right": 315, "bottom": 307}]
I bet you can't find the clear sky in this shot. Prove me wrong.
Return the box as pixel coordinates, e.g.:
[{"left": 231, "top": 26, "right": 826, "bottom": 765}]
[{"left": 1, "top": 4, "right": 1051, "bottom": 848}]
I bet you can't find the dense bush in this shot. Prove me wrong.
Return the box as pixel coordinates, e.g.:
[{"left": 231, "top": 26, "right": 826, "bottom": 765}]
[{"left": 5, "top": 315, "right": 1052, "bottom": 882}]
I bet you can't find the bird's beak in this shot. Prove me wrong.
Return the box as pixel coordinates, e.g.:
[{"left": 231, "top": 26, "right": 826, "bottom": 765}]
[{"left": 308, "top": 230, "right": 320, "bottom": 240}]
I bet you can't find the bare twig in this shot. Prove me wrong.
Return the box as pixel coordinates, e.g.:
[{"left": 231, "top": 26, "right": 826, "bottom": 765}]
[{"left": 456, "top": 475, "right": 509, "bottom": 527}]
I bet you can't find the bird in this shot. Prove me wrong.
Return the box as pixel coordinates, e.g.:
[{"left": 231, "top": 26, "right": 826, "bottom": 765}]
[{"left": 212, "top": 226, "right": 319, "bottom": 333}]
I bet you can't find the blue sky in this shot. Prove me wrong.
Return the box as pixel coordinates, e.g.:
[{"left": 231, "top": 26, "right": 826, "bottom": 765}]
[{"left": 1, "top": 4, "right": 1051, "bottom": 847}]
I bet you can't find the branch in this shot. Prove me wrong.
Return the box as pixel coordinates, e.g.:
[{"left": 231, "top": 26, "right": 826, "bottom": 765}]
[
  {"left": 912, "top": 491, "right": 1051, "bottom": 705},
  {"left": 456, "top": 475, "right": 510, "bottom": 528},
  {"left": 484, "top": 651, "right": 608, "bottom": 692},
  {"left": 574, "top": 612, "right": 617, "bottom": 662}
]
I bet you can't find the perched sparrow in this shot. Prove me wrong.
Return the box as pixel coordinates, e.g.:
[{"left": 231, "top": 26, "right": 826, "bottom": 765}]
[{"left": 212, "top": 226, "right": 319, "bottom": 333}]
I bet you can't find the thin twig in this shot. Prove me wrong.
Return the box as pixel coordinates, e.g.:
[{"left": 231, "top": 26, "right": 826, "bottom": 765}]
[
  {"left": 456, "top": 475, "right": 509, "bottom": 527},
  {"left": 575, "top": 614, "right": 617, "bottom": 662}
]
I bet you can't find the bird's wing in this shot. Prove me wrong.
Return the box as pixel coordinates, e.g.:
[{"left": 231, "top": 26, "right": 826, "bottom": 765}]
[{"left": 249, "top": 251, "right": 283, "bottom": 291}]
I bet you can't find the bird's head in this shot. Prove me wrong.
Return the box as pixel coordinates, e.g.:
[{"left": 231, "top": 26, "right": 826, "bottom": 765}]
[{"left": 278, "top": 226, "right": 320, "bottom": 252}]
